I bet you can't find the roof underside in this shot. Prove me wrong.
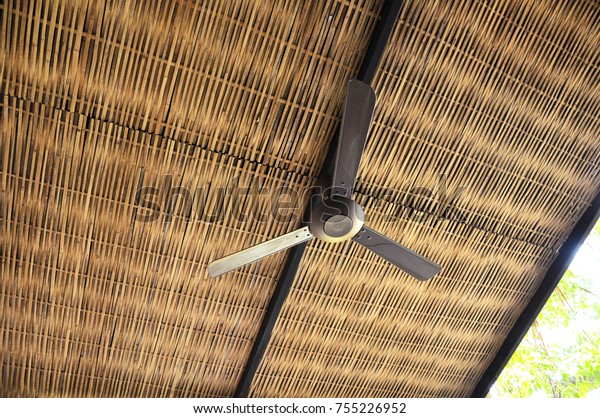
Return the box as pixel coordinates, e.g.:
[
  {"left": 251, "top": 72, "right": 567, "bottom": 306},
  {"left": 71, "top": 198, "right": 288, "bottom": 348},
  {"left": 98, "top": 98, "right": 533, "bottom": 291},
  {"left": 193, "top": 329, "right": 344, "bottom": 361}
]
[{"left": 1, "top": 0, "right": 599, "bottom": 397}]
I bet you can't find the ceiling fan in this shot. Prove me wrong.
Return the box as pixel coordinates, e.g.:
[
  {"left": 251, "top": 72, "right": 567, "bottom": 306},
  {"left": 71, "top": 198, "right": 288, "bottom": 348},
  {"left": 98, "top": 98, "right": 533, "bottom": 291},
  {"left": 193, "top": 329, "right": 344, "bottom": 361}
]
[{"left": 208, "top": 80, "right": 441, "bottom": 281}]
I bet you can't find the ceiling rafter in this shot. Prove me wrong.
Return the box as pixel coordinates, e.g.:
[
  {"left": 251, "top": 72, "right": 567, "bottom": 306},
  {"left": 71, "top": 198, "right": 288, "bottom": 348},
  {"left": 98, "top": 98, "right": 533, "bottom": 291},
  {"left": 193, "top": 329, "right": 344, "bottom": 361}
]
[{"left": 233, "top": 0, "right": 407, "bottom": 398}]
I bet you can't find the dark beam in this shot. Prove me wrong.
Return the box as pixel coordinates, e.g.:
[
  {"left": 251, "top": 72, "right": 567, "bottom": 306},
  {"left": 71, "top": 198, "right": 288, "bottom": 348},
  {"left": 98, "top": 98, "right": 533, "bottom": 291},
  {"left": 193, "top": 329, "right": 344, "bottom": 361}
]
[
  {"left": 356, "top": 0, "right": 404, "bottom": 84},
  {"left": 234, "top": 0, "right": 405, "bottom": 397},
  {"left": 471, "top": 189, "right": 600, "bottom": 397}
]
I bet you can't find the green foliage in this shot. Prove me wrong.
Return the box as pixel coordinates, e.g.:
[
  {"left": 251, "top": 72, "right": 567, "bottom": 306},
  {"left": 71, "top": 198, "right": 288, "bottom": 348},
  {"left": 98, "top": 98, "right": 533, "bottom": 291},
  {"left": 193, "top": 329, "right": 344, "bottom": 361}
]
[{"left": 492, "top": 221, "right": 600, "bottom": 398}]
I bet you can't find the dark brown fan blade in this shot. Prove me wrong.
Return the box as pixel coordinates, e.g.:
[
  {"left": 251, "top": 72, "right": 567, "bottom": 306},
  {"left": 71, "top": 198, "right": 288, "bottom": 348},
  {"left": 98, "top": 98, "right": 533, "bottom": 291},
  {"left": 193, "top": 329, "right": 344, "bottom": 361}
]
[
  {"left": 353, "top": 225, "right": 441, "bottom": 281},
  {"left": 331, "top": 79, "right": 376, "bottom": 197}
]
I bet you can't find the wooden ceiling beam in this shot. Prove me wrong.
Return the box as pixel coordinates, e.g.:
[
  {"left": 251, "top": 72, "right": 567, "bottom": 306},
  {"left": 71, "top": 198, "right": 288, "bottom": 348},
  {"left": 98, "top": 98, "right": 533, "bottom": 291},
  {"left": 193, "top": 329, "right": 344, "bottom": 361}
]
[{"left": 233, "top": 0, "right": 406, "bottom": 398}]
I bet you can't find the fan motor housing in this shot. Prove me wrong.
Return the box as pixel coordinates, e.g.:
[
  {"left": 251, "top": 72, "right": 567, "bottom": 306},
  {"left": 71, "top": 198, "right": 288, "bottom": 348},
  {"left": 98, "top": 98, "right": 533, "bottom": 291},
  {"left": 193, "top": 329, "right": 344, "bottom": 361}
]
[{"left": 309, "top": 196, "right": 364, "bottom": 243}]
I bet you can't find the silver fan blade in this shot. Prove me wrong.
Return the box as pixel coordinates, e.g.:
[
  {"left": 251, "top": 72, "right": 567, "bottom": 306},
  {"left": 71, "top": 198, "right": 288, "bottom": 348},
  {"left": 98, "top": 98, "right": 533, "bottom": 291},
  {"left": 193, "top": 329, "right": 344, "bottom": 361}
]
[
  {"left": 353, "top": 225, "right": 441, "bottom": 281},
  {"left": 207, "top": 227, "right": 314, "bottom": 278},
  {"left": 331, "top": 79, "right": 376, "bottom": 197}
]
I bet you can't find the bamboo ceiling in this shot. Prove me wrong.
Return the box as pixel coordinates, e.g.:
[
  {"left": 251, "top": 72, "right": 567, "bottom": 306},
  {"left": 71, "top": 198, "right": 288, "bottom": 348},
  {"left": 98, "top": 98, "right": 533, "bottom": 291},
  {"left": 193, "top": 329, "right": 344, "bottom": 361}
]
[{"left": 1, "top": 0, "right": 599, "bottom": 398}]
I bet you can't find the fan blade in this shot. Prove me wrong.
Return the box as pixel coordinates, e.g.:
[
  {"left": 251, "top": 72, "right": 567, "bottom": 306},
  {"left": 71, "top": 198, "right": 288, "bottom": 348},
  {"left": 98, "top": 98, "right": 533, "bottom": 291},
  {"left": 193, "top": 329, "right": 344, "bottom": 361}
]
[
  {"left": 207, "top": 227, "right": 314, "bottom": 278},
  {"left": 331, "top": 79, "right": 376, "bottom": 197},
  {"left": 353, "top": 225, "right": 441, "bottom": 281}
]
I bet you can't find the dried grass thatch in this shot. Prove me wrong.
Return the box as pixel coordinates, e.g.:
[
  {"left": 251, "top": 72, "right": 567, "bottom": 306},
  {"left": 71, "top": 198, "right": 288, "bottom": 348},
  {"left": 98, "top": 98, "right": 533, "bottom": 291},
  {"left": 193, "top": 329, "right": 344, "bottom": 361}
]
[{"left": 1, "top": 0, "right": 599, "bottom": 397}]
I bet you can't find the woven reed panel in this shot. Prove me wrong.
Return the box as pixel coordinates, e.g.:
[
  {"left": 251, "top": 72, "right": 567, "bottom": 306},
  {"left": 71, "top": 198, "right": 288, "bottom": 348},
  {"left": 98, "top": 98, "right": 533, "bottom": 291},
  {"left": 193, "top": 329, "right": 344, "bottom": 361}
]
[
  {"left": 0, "top": 0, "right": 385, "bottom": 396},
  {"left": 251, "top": 0, "right": 600, "bottom": 397}
]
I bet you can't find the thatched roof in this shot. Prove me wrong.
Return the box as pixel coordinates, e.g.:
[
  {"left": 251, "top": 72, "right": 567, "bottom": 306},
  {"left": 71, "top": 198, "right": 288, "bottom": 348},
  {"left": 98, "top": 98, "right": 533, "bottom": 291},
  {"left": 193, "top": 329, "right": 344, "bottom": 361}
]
[{"left": 1, "top": 0, "right": 599, "bottom": 397}]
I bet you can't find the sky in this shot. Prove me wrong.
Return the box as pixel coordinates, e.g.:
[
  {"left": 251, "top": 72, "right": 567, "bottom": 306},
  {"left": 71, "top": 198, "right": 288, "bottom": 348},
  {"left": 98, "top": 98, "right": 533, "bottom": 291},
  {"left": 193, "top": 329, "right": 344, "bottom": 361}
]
[{"left": 569, "top": 228, "right": 600, "bottom": 285}]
